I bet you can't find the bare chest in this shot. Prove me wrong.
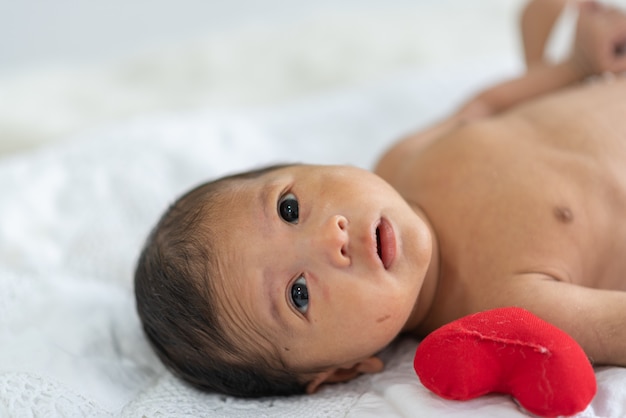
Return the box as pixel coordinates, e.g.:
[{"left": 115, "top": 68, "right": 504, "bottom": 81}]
[{"left": 402, "top": 121, "right": 626, "bottom": 293}]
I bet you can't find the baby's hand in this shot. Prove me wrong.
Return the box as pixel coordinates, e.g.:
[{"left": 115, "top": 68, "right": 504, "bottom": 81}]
[{"left": 570, "top": 1, "right": 626, "bottom": 76}]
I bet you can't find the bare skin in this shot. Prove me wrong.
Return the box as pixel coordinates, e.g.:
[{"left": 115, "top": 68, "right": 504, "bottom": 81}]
[
  {"left": 376, "top": 1, "right": 626, "bottom": 367},
  {"left": 521, "top": 0, "right": 569, "bottom": 67}
]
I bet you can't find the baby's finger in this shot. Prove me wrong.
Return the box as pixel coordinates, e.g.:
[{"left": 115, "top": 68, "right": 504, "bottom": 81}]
[{"left": 609, "top": 43, "right": 626, "bottom": 72}]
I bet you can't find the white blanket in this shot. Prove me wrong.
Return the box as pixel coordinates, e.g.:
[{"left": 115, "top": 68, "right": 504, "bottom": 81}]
[{"left": 2, "top": 56, "right": 626, "bottom": 417}]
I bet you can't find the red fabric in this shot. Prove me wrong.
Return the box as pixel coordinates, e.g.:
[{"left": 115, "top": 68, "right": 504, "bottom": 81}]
[{"left": 414, "top": 307, "right": 596, "bottom": 417}]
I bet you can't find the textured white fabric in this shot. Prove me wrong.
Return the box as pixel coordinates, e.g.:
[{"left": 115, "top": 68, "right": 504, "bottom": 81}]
[
  {"left": 0, "top": 0, "right": 525, "bottom": 155},
  {"left": 2, "top": 56, "right": 626, "bottom": 417}
]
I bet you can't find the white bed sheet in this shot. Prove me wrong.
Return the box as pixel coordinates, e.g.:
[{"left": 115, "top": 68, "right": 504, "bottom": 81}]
[{"left": 2, "top": 57, "right": 626, "bottom": 417}]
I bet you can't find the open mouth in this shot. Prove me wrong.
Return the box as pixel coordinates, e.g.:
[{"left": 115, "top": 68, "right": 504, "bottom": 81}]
[
  {"left": 376, "top": 227, "right": 383, "bottom": 261},
  {"left": 375, "top": 218, "right": 396, "bottom": 269}
]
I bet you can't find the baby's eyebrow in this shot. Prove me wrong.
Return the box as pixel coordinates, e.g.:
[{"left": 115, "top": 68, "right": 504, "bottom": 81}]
[
  {"left": 256, "top": 179, "right": 295, "bottom": 332},
  {"left": 259, "top": 182, "right": 274, "bottom": 223},
  {"left": 263, "top": 267, "right": 291, "bottom": 332}
]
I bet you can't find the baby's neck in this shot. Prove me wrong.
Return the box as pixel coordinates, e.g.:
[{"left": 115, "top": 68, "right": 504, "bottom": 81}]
[{"left": 401, "top": 202, "right": 441, "bottom": 335}]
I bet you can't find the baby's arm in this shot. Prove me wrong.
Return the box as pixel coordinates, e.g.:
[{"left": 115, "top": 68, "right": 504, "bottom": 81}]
[
  {"left": 490, "top": 274, "right": 626, "bottom": 367},
  {"left": 520, "top": 0, "right": 569, "bottom": 69},
  {"left": 461, "top": 1, "right": 626, "bottom": 118},
  {"left": 376, "top": 3, "right": 626, "bottom": 183},
  {"left": 454, "top": 60, "right": 583, "bottom": 119},
  {"left": 375, "top": 58, "right": 585, "bottom": 182}
]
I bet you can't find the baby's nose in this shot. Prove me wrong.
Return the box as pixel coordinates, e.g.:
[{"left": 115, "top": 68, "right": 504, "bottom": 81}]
[{"left": 317, "top": 215, "right": 350, "bottom": 267}]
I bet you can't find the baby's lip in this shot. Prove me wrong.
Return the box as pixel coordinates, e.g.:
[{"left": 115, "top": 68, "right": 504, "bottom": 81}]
[{"left": 375, "top": 218, "right": 396, "bottom": 270}]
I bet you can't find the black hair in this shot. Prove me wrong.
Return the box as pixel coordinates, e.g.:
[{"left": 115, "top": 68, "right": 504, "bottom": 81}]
[{"left": 134, "top": 164, "right": 309, "bottom": 397}]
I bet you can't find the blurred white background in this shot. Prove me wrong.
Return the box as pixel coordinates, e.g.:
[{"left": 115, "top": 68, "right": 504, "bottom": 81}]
[{"left": 0, "top": 0, "right": 526, "bottom": 155}]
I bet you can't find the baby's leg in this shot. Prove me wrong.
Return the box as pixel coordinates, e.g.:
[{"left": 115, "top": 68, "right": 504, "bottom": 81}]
[{"left": 520, "top": 0, "right": 571, "bottom": 68}]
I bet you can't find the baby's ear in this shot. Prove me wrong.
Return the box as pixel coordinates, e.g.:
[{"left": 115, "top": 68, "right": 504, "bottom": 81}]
[{"left": 305, "top": 356, "right": 384, "bottom": 394}]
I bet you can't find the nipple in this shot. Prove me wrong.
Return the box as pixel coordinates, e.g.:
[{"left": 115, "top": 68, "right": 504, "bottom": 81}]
[{"left": 553, "top": 206, "right": 573, "bottom": 223}]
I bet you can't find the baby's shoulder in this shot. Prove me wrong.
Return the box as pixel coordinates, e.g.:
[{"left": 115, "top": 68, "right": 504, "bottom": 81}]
[{"left": 375, "top": 116, "right": 484, "bottom": 188}]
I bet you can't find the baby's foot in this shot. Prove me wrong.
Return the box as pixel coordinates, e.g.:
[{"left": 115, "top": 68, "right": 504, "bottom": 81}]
[{"left": 414, "top": 307, "right": 596, "bottom": 417}]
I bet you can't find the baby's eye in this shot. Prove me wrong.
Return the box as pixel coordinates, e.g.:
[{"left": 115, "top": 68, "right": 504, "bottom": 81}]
[
  {"left": 290, "top": 276, "right": 308, "bottom": 314},
  {"left": 278, "top": 192, "right": 299, "bottom": 224}
]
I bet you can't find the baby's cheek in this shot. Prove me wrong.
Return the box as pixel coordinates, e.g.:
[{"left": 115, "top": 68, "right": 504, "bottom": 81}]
[{"left": 370, "top": 309, "right": 406, "bottom": 342}]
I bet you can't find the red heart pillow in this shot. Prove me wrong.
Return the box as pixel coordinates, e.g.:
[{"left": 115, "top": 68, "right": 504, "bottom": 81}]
[{"left": 414, "top": 307, "right": 596, "bottom": 417}]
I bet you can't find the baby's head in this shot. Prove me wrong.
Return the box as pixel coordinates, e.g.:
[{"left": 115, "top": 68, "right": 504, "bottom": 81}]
[{"left": 135, "top": 163, "right": 433, "bottom": 397}]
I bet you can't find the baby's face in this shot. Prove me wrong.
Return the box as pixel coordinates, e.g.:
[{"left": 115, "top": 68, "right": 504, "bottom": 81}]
[{"left": 212, "top": 164, "right": 433, "bottom": 375}]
